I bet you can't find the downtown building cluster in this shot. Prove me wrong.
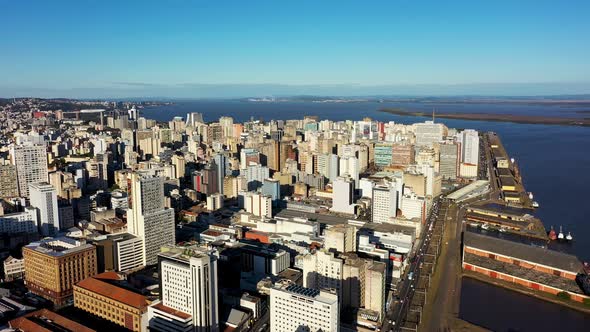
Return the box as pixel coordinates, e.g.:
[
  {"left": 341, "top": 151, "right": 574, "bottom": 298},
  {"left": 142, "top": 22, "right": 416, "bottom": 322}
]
[{"left": 0, "top": 99, "right": 481, "bottom": 331}]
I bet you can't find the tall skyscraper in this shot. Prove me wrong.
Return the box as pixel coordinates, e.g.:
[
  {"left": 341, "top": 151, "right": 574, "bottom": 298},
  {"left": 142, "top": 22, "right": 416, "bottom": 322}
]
[
  {"left": 339, "top": 156, "right": 359, "bottom": 188},
  {"left": 219, "top": 116, "right": 234, "bottom": 138},
  {"left": 244, "top": 163, "right": 269, "bottom": 190},
  {"left": 238, "top": 191, "right": 272, "bottom": 218},
  {"left": 331, "top": 176, "right": 355, "bottom": 214},
  {"left": 11, "top": 144, "right": 48, "bottom": 197},
  {"left": 458, "top": 129, "right": 480, "bottom": 166},
  {"left": 148, "top": 246, "right": 219, "bottom": 332},
  {"left": 186, "top": 112, "right": 205, "bottom": 127},
  {"left": 324, "top": 224, "right": 357, "bottom": 253},
  {"left": 203, "top": 161, "right": 220, "bottom": 195},
  {"left": 301, "top": 250, "right": 344, "bottom": 300},
  {"left": 213, "top": 154, "right": 227, "bottom": 194},
  {"left": 29, "top": 182, "right": 59, "bottom": 236},
  {"left": 127, "top": 172, "right": 175, "bottom": 266},
  {"left": 439, "top": 143, "right": 459, "bottom": 180},
  {"left": 372, "top": 184, "right": 398, "bottom": 224},
  {"left": 261, "top": 178, "right": 281, "bottom": 202}
]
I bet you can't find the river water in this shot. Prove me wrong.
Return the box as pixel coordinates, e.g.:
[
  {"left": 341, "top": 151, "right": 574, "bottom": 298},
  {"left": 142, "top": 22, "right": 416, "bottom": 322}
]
[
  {"left": 460, "top": 277, "right": 590, "bottom": 331},
  {"left": 144, "top": 100, "right": 590, "bottom": 329}
]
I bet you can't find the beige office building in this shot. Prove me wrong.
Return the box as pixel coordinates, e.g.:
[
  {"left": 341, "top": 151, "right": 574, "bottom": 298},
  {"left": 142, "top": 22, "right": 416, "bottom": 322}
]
[{"left": 23, "top": 237, "right": 97, "bottom": 306}]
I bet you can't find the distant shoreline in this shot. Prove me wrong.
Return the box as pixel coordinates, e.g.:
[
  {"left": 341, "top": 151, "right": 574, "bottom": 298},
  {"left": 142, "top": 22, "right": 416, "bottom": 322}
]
[{"left": 378, "top": 108, "right": 590, "bottom": 127}]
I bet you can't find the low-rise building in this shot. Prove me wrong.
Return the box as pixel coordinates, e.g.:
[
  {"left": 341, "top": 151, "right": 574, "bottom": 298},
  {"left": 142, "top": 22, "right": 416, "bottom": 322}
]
[
  {"left": 0, "top": 207, "right": 38, "bottom": 235},
  {"left": 239, "top": 293, "right": 262, "bottom": 319},
  {"left": 9, "top": 309, "right": 96, "bottom": 332},
  {"left": 3, "top": 256, "right": 24, "bottom": 281},
  {"left": 74, "top": 272, "right": 150, "bottom": 332},
  {"left": 463, "top": 231, "right": 589, "bottom": 302}
]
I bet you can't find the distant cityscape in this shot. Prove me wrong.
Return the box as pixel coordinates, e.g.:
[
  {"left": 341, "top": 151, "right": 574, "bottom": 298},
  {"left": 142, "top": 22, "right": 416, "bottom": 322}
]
[{"left": 0, "top": 97, "right": 588, "bottom": 332}]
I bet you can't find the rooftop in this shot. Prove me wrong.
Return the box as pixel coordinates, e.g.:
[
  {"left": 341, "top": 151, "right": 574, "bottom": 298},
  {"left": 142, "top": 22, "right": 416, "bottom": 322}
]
[
  {"left": 465, "top": 252, "right": 583, "bottom": 294},
  {"left": 9, "top": 309, "right": 96, "bottom": 332},
  {"left": 75, "top": 273, "right": 149, "bottom": 309},
  {"left": 464, "top": 232, "right": 582, "bottom": 273},
  {"left": 25, "top": 237, "right": 94, "bottom": 257},
  {"left": 158, "top": 245, "right": 214, "bottom": 263},
  {"left": 470, "top": 202, "right": 534, "bottom": 217},
  {"left": 285, "top": 284, "right": 320, "bottom": 298},
  {"left": 150, "top": 302, "right": 191, "bottom": 320}
]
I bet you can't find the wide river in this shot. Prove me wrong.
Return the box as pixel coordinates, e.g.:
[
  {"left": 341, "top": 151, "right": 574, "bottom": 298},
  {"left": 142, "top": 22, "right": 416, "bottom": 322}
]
[{"left": 144, "top": 100, "right": 590, "bottom": 329}]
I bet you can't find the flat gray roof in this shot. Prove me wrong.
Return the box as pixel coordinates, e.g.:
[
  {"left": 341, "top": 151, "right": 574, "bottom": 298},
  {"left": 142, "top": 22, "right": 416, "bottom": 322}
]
[{"left": 464, "top": 232, "right": 581, "bottom": 273}]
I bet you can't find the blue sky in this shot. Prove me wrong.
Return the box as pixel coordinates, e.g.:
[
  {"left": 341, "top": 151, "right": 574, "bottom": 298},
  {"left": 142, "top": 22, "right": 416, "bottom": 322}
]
[{"left": 1, "top": 1, "right": 589, "bottom": 97}]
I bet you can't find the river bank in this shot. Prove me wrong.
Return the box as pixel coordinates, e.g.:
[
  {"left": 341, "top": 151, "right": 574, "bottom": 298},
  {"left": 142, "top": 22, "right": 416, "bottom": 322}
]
[{"left": 378, "top": 108, "right": 590, "bottom": 126}]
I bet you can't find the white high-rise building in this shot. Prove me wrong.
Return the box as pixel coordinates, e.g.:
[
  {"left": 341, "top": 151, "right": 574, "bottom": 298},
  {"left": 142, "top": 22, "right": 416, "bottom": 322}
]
[
  {"left": 301, "top": 250, "right": 343, "bottom": 300},
  {"left": 206, "top": 193, "right": 224, "bottom": 211},
  {"left": 317, "top": 153, "right": 340, "bottom": 182},
  {"left": 324, "top": 224, "right": 357, "bottom": 253},
  {"left": 148, "top": 246, "right": 219, "bottom": 332},
  {"left": 372, "top": 184, "right": 398, "bottom": 224},
  {"left": 270, "top": 283, "right": 339, "bottom": 332},
  {"left": 186, "top": 112, "right": 205, "bottom": 127},
  {"left": 331, "top": 176, "right": 355, "bottom": 215},
  {"left": 238, "top": 191, "right": 272, "bottom": 218},
  {"left": 127, "top": 171, "right": 175, "bottom": 266},
  {"left": 244, "top": 163, "right": 269, "bottom": 188},
  {"left": 401, "top": 193, "right": 427, "bottom": 224},
  {"left": 458, "top": 129, "right": 480, "bottom": 166},
  {"left": 110, "top": 233, "right": 144, "bottom": 272},
  {"left": 359, "top": 178, "right": 376, "bottom": 199},
  {"left": 219, "top": 116, "right": 234, "bottom": 138},
  {"left": 29, "top": 182, "right": 59, "bottom": 236},
  {"left": 339, "top": 156, "right": 359, "bottom": 188},
  {"left": 11, "top": 144, "right": 48, "bottom": 197}
]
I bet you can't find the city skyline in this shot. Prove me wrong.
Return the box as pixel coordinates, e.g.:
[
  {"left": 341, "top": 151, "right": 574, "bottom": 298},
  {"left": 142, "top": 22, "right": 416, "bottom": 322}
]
[
  {"left": 1, "top": 1, "right": 589, "bottom": 331},
  {"left": 1, "top": 1, "right": 590, "bottom": 97}
]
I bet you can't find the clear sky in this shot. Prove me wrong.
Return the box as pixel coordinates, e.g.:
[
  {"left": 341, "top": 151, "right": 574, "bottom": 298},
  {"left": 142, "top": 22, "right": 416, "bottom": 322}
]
[{"left": 1, "top": 0, "right": 589, "bottom": 97}]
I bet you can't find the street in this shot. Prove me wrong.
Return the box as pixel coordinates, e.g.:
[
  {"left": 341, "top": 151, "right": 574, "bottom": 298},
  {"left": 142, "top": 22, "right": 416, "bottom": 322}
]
[{"left": 381, "top": 196, "right": 444, "bottom": 332}]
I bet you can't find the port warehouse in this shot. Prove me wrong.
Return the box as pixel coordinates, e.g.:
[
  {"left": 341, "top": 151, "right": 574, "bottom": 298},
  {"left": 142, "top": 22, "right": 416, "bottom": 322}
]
[
  {"left": 487, "top": 133, "right": 524, "bottom": 203},
  {"left": 463, "top": 203, "right": 547, "bottom": 239},
  {"left": 462, "top": 231, "right": 590, "bottom": 302}
]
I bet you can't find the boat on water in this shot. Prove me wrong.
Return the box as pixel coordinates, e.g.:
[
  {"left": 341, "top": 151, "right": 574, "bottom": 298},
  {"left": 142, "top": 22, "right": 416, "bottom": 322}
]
[
  {"left": 481, "top": 223, "right": 490, "bottom": 230},
  {"left": 499, "top": 227, "right": 507, "bottom": 233},
  {"left": 566, "top": 232, "right": 573, "bottom": 242},
  {"left": 528, "top": 192, "right": 539, "bottom": 208},
  {"left": 558, "top": 226, "right": 565, "bottom": 240},
  {"left": 548, "top": 226, "right": 557, "bottom": 240}
]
